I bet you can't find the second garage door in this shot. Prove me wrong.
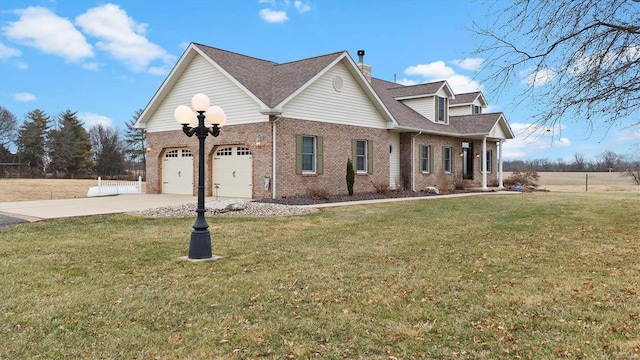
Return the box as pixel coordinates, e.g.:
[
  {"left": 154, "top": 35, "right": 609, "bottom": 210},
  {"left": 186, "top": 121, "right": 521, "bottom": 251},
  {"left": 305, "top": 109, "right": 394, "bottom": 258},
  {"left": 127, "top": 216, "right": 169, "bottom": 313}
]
[{"left": 212, "top": 145, "right": 253, "bottom": 198}]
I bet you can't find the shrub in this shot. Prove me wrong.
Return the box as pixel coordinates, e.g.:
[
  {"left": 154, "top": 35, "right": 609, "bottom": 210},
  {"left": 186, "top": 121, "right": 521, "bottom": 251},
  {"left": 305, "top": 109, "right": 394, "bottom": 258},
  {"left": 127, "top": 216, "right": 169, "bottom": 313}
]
[
  {"left": 436, "top": 171, "right": 451, "bottom": 193},
  {"left": 346, "top": 158, "right": 355, "bottom": 196},
  {"left": 622, "top": 169, "right": 640, "bottom": 185},
  {"left": 305, "top": 186, "right": 330, "bottom": 200},
  {"left": 504, "top": 171, "right": 539, "bottom": 187},
  {"left": 371, "top": 180, "right": 389, "bottom": 195},
  {"left": 452, "top": 172, "right": 465, "bottom": 190}
]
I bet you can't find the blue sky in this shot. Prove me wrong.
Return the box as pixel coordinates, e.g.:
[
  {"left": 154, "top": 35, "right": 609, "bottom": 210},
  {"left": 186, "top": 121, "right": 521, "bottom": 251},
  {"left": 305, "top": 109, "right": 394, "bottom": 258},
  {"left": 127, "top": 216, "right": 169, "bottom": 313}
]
[{"left": 1, "top": 0, "right": 638, "bottom": 161}]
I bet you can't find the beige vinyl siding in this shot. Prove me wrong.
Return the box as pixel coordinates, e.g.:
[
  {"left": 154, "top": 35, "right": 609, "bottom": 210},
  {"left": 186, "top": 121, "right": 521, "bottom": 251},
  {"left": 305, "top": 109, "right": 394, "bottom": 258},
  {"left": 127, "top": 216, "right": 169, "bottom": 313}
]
[
  {"left": 449, "top": 105, "right": 471, "bottom": 116},
  {"left": 283, "top": 61, "right": 387, "bottom": 129},
  {"left": 389, "top": 132, "right": 400, "bottom": 189},
  {"left": 147, "top": 55, "right": 266, "bottom": 133},
  {"left": 401, "top": 96, "right": 436, "bottom": 122}
]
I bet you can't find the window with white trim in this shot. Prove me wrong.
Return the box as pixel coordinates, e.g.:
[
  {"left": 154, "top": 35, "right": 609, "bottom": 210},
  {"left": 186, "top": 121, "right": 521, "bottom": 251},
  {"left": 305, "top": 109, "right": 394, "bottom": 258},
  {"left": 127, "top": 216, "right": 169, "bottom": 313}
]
[
  {"left": 473, "top": 105, "right": 481, "bottom": 114},
  {"left": 421, "top": 145, "right": 431, "bottom": 173},
  {"left": 443, "top": 147, "right": 452, "bottom": 173},
  {"left": 165, "top": 149, "right": 178, "bottom": 158},
  {"left": 302, "top": 136, "right": 316, "bottom": 173},
  {"left": 216, "top": 147, "right": 233, "bottom": 156},
  {"left": 355, "top": 140, "right": 367, "bottom": 173},
  {"left": 236, "top": 147, "right": 251, "bottom": 155},
  {"left": 181, "top": 149, "right": 192, "bottom": 157},
  {"left": 437, "top": 96, "right": 447, "bottom": 122},
  {"left": 485, "top": 150, "right": 493, "bottom": 173}
]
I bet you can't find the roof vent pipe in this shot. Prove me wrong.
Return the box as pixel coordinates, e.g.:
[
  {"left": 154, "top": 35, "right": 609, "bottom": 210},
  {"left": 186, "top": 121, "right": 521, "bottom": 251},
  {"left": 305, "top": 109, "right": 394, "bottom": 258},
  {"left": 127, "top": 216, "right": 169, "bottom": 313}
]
[{"left": 357, "top": 50, "right": 365, "bottom": 64}]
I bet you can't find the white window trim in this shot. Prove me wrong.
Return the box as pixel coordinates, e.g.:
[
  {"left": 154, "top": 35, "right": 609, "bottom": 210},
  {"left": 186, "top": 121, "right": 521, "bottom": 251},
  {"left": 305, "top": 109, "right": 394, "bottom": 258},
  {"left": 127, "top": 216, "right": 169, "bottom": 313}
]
[
  {"left": 356, "top": 140, "right": 368, "bottom": 174},
  {"left": 302, "top": 135, "right": 316, "bottom": 174}
]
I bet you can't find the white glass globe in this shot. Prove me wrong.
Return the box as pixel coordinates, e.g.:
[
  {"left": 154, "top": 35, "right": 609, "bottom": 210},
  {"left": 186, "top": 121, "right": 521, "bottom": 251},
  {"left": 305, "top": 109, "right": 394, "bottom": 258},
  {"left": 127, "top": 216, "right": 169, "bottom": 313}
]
[
  {"left": 205, "top": 106, "right": 226, "bottom": 126},
  {"left": 191, "top": 93, "right": 211, "bottom": 112},
  {"left": 174, "top": 105, "right": 195, "bottom": 125}
]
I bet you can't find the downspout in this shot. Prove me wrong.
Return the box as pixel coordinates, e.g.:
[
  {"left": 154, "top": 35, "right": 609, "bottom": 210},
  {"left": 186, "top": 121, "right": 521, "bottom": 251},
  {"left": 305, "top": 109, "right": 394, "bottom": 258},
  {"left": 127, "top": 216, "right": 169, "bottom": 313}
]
[
  {"left": 411, "top": 131, "right": 422, "bottom": 192},
  {"left": 271, "top": 115, "right": 282, "bottom": 199},
  {"left": 482, "top": 136, "right": 488, "bottom": 190},
  {"left": 498, "top": 140, "right": 504, "bottom": 189}
]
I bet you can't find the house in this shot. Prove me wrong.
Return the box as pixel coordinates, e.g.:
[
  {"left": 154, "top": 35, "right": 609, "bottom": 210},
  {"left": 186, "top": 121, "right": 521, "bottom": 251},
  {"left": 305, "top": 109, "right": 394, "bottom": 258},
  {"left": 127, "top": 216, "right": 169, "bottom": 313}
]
[{"left": 135, "top": 43, "right": 514, "bottom": 199}]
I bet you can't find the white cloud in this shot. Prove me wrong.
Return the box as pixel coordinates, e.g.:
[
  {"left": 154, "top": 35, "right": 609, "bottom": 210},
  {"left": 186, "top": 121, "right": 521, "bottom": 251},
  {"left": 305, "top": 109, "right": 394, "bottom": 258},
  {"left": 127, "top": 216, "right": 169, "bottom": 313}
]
[
  {"left": 75, "top": 4, "right": 174, "bottom": 74},
  {"left": 502, "top": 122, "right": 571, "bottom": 159},
  {"left": 294, "top": 1, "right": 311, "bottom": 13},
  {"left": 3, "top": 6, "right": 93, "bottom": 62},
  {"left": 404, "top": 60, "right": 482, "bottom": 93},
  {"left": 0, "top": 42, "right": 22, "bottom": 59},
  {"left": 15, "top": 61, "right": 28, "bottom": 70},
  {"left": 452, "top": 58, "right": 483, "bottom": 72},
  {"left": 259, "top": 8, "right": 289, "bottom": 23},
  {"left": 79, "top": 112, "right": 113, "bottom": 128},
  {"left": 520, "top": 67, "right": 555, "bottom": 87},
  {"left": 616, "top": 128, "right": 640, "bottom": 142},
  {"left": 14, "top": 92, "right": 36, "bottom": 102}
]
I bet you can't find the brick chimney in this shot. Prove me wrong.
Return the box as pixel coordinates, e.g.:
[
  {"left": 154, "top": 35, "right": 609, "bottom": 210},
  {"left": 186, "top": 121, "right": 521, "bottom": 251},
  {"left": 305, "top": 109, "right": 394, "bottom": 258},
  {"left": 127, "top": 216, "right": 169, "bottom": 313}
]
[{"left": 357, "top": 50, "right": 371, "bottom": 83}]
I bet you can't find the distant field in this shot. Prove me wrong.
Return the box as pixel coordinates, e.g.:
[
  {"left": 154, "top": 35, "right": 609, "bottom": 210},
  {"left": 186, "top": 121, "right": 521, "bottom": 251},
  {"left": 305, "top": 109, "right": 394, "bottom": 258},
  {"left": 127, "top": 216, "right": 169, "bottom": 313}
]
[
  {"left": 0, "top": 173, "right": 636, "bottom": 202},
  {"left": 0, "top": 179, "right": 146, "bottom": 202},
  {"left": 536, "top": 171, "right": 638, "bottom": 192}
]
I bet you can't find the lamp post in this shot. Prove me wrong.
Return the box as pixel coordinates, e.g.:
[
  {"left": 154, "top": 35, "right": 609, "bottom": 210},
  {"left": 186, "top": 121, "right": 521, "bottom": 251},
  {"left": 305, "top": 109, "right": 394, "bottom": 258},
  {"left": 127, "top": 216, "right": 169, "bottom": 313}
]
[{"left": 174, "top": 93, "right": 226, "bottom": 260}]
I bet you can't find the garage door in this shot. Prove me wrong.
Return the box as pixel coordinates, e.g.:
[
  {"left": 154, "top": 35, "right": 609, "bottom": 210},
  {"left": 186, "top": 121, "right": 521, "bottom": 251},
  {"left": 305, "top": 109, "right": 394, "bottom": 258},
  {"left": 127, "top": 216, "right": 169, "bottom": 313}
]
[
  {"left": 162, "top": 148, "right": 193, "bottom": 194},
  {"left": 212, "top": 145, "right": 253, "bottom": 198}
]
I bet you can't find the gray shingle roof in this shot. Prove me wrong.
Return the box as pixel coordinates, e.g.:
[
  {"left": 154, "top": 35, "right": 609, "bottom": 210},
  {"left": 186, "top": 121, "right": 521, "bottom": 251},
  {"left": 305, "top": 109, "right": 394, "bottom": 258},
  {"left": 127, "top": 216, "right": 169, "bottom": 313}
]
[
  {"left": 194, "top": 43, "right": 508, "bottom": 138},
  {"left": 449, "top": 113, "right": 503, "bottom": 134},
  {"left": 194, "top": 43, "right": 343, "bottom": 107},
  {"left": 450, "top": 91, "right": 481, "bottom": 105}
]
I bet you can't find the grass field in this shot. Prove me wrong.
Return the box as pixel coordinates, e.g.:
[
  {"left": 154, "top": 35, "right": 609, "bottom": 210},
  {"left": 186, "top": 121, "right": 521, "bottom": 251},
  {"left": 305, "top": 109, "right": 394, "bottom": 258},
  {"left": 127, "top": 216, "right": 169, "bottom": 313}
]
[
  {"left": 536, "top": 171, "right": 638, "bottom": 192},
  {"left": 0, "top": 172, "right": 636, "bottom": 203},
  {"left": 1, "top": 191, "right": 639, "bottom": 359},
  {"left": 0, "top": 179, "right": 147, "bottom": 202}
]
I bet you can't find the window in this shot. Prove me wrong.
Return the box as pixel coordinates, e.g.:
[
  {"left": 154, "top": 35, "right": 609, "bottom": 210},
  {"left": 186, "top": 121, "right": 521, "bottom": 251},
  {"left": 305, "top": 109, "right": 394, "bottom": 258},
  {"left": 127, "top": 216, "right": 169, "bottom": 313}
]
[
  {"left": 216, "top": 147, "right": 232, "bottom": 156},
  {"left": 302, "top": 136, "right": 315, "bottom": 173},
  {"left": 352, "top": 139, "right": 373, "bottom": 174},
  {"left": 236, "top": 147, "right": 251, "bottom": 155},
  {"left": 420, "top": 145, "right": 431, "bottom": 173},
  {"left": 165, "top": 149, "right": 178, "bottom": 158},
  {"left": 356, "top": 140, "right": 367, "bottom": 173},
  {"left": 443, "top": 146, "right": 452, "bottom": 173},
  {"left": 296, "top": 135, "right": 323, "bottom": 174},
  {"left": 181, "top": 149, "right": 192, "bottom": 157},
  {"left": 473, "top": 105, "right": 481, "bottom": 114},
  {"left": 437, "top": 96, "right": 447, "bottom": 122},
  {"left": 485, "top": 150, "right": 493, "bottom": 173}
]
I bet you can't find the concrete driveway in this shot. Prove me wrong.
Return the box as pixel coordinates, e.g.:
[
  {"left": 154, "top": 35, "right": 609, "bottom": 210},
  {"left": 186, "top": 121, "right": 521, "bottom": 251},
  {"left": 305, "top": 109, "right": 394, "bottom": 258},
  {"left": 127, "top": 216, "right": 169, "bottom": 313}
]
[{"left": 0, "top": 194, "right": 215, "bottom": 222}]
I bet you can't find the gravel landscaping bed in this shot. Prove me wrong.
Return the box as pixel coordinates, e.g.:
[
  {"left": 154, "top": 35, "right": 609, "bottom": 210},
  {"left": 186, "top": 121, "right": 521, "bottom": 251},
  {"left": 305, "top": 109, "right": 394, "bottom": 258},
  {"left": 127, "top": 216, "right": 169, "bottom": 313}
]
[{"left": 129, "top": 201, "right": 317, "bottom": 218}]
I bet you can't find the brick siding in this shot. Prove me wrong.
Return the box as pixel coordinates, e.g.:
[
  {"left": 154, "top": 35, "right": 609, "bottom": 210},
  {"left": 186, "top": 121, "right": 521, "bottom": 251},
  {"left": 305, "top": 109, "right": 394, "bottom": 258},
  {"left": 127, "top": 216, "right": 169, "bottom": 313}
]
[{"left": 146, "top": 118, "right": 498, "bottom": 198}]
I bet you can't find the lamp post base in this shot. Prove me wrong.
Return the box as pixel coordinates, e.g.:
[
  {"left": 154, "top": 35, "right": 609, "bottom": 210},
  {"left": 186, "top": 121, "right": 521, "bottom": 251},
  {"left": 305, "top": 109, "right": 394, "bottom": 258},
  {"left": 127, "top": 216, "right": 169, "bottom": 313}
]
[{"left": 188, "top": 229, "right": 213, "bottom": 260}]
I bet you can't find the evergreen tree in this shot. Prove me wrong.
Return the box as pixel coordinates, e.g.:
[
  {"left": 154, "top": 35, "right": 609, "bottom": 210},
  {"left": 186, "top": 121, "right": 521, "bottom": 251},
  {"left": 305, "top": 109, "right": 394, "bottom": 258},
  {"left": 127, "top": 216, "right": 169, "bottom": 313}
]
[
  {"left": 48, "top": 110, "right": 93, "bottom": 178},
  {"left": 16, "top": 109, "right": 50, "bottom": 177},
  {"left": 124, "top": 109, "right": 146, "bottom": 177}
]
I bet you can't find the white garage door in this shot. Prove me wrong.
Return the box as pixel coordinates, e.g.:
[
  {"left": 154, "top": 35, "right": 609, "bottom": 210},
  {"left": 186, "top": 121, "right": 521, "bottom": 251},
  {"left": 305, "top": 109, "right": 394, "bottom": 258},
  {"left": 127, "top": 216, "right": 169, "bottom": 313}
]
[
  {"left": 162, "top": 148, "right": 193, "bottom": 195},
  {"left": 213, "top": 145, "right": 253, "bottom": 198}
]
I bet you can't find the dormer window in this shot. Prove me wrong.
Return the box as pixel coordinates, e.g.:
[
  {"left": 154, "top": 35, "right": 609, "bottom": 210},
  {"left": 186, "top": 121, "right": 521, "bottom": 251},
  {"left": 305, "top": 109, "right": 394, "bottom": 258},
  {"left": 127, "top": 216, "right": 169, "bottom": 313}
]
[
  {"left": 473, "top": 105, "right": 481, "bottom": 114},
  {"left": 437, "top": 96, "right": 447, "bottom": 122}
]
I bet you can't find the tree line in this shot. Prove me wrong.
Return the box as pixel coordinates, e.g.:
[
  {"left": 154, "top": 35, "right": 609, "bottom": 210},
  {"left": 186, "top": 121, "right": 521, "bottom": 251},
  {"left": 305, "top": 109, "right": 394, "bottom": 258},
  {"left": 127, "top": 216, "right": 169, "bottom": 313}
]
[
  {"left": 503, "top": 150, "right": 640, "bottom": 173},
  {"left": 0, "top": 106, "right": 146, "bottom": 179}
]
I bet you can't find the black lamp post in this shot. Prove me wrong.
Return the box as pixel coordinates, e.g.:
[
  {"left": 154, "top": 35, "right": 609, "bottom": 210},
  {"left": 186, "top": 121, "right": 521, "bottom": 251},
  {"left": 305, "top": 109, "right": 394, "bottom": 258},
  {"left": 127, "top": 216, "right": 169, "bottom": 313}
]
[{"left": 174, "top": 93, "right": 226, "bottom": 260}]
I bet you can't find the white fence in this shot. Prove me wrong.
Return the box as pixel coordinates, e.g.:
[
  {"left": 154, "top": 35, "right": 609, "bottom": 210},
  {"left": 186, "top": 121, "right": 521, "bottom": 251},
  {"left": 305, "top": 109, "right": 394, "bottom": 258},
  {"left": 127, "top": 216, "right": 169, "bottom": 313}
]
[{"left": 87, "top": 176, "right": 143, "bottom": 197}]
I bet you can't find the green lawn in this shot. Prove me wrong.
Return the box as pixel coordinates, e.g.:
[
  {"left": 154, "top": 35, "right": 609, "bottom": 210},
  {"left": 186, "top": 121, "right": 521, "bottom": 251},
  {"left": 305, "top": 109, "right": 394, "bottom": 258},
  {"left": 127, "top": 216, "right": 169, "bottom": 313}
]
[{"left": 1, "top": 192, "right": 639, "bottom": 359}]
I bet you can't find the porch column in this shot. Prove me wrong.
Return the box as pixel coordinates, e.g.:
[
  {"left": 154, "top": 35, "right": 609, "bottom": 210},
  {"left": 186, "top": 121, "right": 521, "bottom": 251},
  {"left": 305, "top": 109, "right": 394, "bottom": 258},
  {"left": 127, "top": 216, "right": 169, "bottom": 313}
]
[
  {"left": 498, "top": 140, "right": 504, "bottom": 189},
  {"left": 482, "top": 136, "right": 488, "bottom": 190}
]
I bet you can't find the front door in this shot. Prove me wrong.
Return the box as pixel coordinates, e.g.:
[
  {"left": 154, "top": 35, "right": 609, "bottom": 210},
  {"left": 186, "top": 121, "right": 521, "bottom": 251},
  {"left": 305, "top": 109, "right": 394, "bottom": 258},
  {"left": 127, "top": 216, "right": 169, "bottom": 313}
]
[{"left": 462, "top": 142, "right": 473, "bottom": 180}]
